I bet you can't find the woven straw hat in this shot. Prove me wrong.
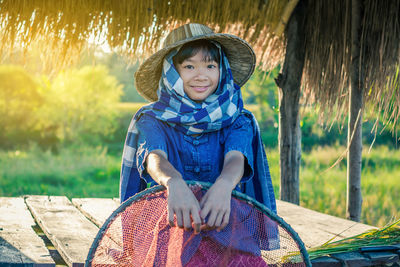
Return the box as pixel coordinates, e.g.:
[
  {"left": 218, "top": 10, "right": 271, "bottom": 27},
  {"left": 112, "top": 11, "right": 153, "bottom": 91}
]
[{"left": 135, "top": 23, "right": 256, "bottom": 102}]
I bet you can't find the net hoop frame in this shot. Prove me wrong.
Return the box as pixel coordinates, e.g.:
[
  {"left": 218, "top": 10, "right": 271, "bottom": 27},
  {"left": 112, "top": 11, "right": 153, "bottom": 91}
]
[{"left": 85, "top": 180, "right": 311, "bottom": 266}]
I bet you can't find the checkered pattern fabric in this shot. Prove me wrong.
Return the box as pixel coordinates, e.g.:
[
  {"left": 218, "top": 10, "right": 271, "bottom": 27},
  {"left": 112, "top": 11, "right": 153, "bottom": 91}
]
[{"left": 121, "top": 44, "right": 243, "bottom": 171}]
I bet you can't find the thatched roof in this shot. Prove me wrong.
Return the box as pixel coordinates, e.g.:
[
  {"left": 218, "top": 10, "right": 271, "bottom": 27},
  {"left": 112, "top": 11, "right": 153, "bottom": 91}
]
[
  {"left": 0, "top": 0, "right": 399, "bottom": 126},
  {"left": 0, "top": 0, "right": 294, "bottom": 70},
  {"left": 302, "top": 0, "right": 400, "bottom": 128}
]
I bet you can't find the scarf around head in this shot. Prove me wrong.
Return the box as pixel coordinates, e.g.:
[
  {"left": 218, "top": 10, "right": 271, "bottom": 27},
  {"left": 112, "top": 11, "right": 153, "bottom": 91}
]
[
  {"left": 144, "top": 43, "right": 243, "bottom": 135},
  {"left": 120, "top": 43, "right": 244, "bottom": 200}
]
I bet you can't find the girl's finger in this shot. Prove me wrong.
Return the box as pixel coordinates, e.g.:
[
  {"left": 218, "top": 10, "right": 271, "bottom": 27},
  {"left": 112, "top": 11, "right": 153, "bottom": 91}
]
[
  {"left": 200, "top": 203, "right": 210, "bottom": 221},
  {"left": 183, "top": 209, "right": 192, "bottom": 231},
  {"left": 206, "top": 210, "right": 217, "bottom": 227},
  {"left": 214, "top": 211, "right": 224, "bottom": 228},
  {"left": 217, "top": 212, "right": 230, "bottom": 231},
  {"left": 199, "top": 193, "right": 209, "bottom": 208},
  {"left": 190, "top": 208, "right": 202, "bottom": 234},
  {"left": 168, "top": 207, "right": 175, "bottom": 227},
  {"left": 176, "top": 210, "right": 184, "bottom": 228}
]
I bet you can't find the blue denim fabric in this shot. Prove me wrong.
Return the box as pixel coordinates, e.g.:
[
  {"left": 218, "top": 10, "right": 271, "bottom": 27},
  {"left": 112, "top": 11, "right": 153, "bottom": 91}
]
[
  {"left": 135, "top": 113, "right": 254, "bottom": 188},
  {"left": 120, "top": 110, "right": 276, "bottom": 214}
]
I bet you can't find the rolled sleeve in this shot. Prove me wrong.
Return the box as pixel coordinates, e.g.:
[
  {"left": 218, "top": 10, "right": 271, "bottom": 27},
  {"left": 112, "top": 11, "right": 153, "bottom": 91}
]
[
  {"left": 224, "top": 114, "right": 254, "bottom": 182},
  {"left": 135, "top": 115, "right": 168, "bottom": 182}
]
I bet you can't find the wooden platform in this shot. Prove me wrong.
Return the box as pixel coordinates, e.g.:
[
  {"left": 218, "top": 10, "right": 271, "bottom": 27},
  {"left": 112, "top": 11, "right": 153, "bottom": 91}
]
[{"left": 0, "top": 196, "right": 398, "bottom": 266}]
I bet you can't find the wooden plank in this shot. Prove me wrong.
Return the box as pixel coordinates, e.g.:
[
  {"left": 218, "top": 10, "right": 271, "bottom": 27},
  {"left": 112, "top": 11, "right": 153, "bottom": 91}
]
[
  {"left": 330, "top": 251, "right": 372, "bottom": 267},
  {"left": 0, "top": 197, "right": 55, "bottom": 266},
  {"left": 363, "top": 251, "right": 399, "bottom": 265},
  {"left": 33, "top": 225, "right": 68, "bottom": 266},
  {"left": 310, "top": 256, "right": 341, "bottom": 267},
  {"left": 25, "top": 196, "right": 100, "bottom": 267},
  {"left": 276, "top": 200, "right": 376, "bottom": 248},
  {"left": 71, "top": 198, "right": 119, "bottom": 227}
]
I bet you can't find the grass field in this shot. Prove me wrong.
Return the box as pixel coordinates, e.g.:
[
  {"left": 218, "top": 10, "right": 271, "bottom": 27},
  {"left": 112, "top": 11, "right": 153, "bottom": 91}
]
[
  {"left": 0, "top": 144, "right": 398, "bottom": 228},
  {"left": 0, "top": 145, "right": 120, "bottom": 198}
]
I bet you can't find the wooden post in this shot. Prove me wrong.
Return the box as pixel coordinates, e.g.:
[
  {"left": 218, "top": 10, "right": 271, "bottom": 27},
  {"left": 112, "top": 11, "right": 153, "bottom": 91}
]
[
  {"left": 347, "top": 0, "right": 363, "bottom": 222},
  {"left": 275, "top": 0, "right": 306, "bottom": 205}
]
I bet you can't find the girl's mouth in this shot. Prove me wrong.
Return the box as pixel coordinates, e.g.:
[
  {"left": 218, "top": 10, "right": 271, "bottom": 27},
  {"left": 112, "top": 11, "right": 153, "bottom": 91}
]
[{"left": 191, "top": 86, "right": 209, "bottom": 92}]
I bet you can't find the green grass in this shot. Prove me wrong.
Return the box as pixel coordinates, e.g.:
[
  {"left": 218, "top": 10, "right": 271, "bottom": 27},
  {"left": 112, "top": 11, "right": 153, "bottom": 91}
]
[
  {"left": 267, "top": 145, "right": 399, "bottom": 228},
  {"left": 0, "top": 144, "right": 398, "bottom": 227},
  {"left": 0, "top": 145, "right": 120, "bottom": 199}
]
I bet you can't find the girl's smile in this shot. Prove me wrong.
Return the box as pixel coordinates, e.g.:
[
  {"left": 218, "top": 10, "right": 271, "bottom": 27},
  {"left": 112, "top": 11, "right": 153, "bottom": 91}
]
[{"left": 175, "top": 49, "right": 220, "bottom": 102}]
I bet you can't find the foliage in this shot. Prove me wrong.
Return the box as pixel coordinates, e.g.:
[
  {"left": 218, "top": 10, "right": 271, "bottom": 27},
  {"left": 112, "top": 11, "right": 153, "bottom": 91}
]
[
  {"left": 243, "top": 68, "right": 280, "bottom": 148},
  {"left": 47, "top": 65, "right": 123, "bottom": 145},
  {"left": 0, "top": 65, "right": 45, "bottom": 148},
  {"left": 105, "top": 102, "right": 145, "bottom": 154},
  {"left": 0, "top": 65, "right": 123, "bottom": 150},
  {"left": 79, "top": 51, "right": 145, "bottom": 102}
]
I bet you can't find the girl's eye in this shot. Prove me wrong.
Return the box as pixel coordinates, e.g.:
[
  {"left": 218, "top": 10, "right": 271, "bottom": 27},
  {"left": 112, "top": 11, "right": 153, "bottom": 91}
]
[
  {"left": 208, "top": 64, "right": 217, "bottom": 69},
  {"left": 184, "top": 65, "right": 194, "bottom": 69}
]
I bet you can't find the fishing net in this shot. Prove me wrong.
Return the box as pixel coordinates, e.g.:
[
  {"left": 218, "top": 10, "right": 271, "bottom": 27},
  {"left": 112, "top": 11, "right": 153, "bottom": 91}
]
[{"left": 86, "top": 181, "right": 310, "bottom": 267}]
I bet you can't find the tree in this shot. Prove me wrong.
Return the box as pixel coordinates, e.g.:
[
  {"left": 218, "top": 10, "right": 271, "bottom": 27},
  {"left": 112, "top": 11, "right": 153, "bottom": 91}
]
[
  {"left": 0, "top": 65, "right": 44, "bottom": 148},
  {"left": 346, "top": 0, "right": 364, "bottom": 222},
  {"left": 79, "top": 51, "right": 145, "bottom": 102},
  {"left": 48, "top": 65, "right": 123, "bottom": 144},
  {"left": 274, "top": 1, "right": 306, "bottom": 204}
]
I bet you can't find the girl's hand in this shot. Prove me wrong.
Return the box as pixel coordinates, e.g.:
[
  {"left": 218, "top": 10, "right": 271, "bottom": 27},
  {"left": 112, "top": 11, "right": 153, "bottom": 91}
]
[
  {"left": 147, "top": 150, "right": 202, "bottom": 233},
  {"left": 200, "top": 178, "right": 232, "bottom": 231},
  {"left": 200, "top": 150, "right": 245, "bottom": 231},
  {"left": 167, "top": 178, "right": 202, "bottom": 234}
]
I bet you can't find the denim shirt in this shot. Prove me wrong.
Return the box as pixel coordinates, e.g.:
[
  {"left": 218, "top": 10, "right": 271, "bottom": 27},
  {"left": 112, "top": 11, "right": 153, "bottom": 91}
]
[
  {"left": 120, "top": 110, "right": 276, "bottom": 213},
  {"left": 135, "top": 113, "right": 254, "bottom": 187}
]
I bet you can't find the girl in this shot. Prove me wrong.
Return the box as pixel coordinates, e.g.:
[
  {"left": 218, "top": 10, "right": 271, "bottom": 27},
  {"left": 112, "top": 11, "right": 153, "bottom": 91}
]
[{"left": 120, "top": 23, "right": 277, "bottom": 265}]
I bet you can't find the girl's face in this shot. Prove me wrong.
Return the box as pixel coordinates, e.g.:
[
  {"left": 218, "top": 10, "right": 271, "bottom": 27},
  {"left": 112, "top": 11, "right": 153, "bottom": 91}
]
[{"left": 175, "top": 49, "right": 220, "bottom": 102}]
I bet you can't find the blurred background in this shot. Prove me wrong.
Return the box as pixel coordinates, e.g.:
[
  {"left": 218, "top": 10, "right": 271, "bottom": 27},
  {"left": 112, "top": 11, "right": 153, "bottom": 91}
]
[{"left": 0, "top": 45, "right": 398, "bottom": 228}]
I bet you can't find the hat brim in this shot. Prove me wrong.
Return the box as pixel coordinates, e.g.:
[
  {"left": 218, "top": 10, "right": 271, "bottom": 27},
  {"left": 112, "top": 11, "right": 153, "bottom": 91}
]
[{"left": 135, "top": 33, "right": 256, "bottom": 102}]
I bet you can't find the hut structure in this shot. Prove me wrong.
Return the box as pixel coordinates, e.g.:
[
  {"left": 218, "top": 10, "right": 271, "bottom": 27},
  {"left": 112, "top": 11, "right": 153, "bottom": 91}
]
[{"left": 0, "top": 0, "right": 399, "bottom": 221}]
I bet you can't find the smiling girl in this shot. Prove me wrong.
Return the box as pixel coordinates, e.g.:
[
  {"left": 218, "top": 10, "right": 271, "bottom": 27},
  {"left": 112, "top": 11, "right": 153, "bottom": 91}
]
[
  {"left": 173, "top": 40, "right": 220, "bottom": 102},
  {"left": 120, "top": 23, "right": 276, "bottom": 265}
]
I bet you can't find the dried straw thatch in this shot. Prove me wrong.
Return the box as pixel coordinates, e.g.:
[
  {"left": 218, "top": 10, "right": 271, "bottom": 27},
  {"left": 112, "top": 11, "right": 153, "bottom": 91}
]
[
  {"left": 302, "top": 0, "right": 400, "bottom": 128},
  {"left": 0, "top": 0, "right": 399, "bottom": 125},
  {"left": 0, "top": 0, "right": 292, "bottom": 70}
]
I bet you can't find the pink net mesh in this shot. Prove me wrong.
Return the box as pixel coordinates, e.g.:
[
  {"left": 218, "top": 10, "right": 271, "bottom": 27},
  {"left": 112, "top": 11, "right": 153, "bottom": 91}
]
[{"left": 88, "top": 185, "right": 307, "bottom": 266}]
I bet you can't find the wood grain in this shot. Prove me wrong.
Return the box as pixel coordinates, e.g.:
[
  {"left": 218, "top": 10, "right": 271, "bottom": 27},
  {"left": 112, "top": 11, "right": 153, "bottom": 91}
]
[
  {"left": 276, "top": 200, "right": 376, "bottom": 248},
  {"left": 71, "top": 198, "right": 119, "bottom": 227},
  {"left": 25, "top": 196, "right": 99, "bottom": 267},
  {"left": 0, "top": 197, "right": 55, "bottom": 266}
]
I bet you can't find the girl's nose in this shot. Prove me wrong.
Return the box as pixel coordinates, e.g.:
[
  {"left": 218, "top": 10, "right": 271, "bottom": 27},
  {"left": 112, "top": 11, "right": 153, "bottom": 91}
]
[{"left": 194, "top": 71, "right": 208, "bottom": 81}]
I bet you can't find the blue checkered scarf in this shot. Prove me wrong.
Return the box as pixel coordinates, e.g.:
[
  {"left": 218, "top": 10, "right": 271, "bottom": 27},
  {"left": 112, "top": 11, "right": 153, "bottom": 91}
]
[
  {"left": 143, "top": 44, "right": 243, "bottom": 135},
  {"left": 120, "top": 44, "right": 244, "bottom": 199}
]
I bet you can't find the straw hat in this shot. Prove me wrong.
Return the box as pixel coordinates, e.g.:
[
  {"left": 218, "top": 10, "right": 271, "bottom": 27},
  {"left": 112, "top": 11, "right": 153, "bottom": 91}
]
[{"left": 135, "top": 23, "right": 256, "bottom": 102}]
